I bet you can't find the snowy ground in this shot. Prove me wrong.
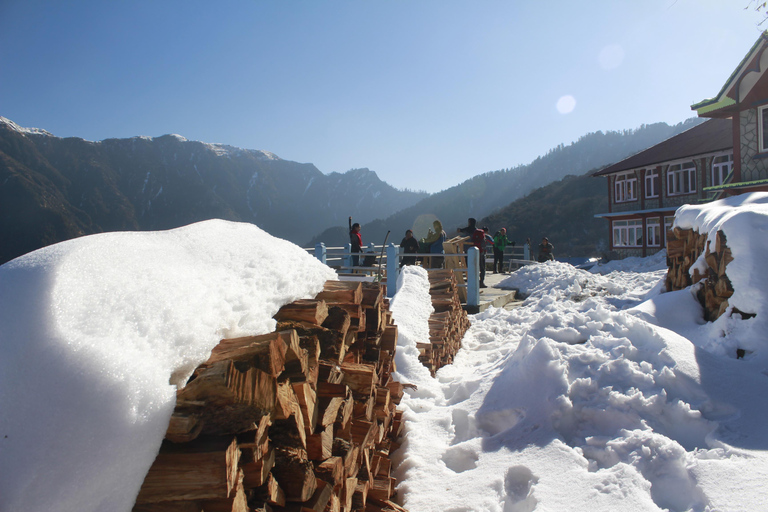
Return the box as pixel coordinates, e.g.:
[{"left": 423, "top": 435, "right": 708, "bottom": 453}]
[
  {"left": 2, "top": 194, "right": 768, "bottom": 512},
  {"left": 0, "top": 220, "right": 336, "bottom": 512},
  {"left": 390, "top": 193, "right": 768, "bottom": 512}
]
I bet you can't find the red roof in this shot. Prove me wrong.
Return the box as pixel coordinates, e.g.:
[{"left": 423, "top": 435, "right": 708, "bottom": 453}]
[{"left": 592, "top": 119, "right": 732, "bottom": 177}]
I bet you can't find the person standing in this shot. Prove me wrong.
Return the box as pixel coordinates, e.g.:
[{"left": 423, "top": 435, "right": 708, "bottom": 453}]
[
  {"left": 349, "top": 216, "right": 362, "bottom": 267},
  {"left": 492, "top": 228, "right": 514, "bottom": 273},
  {"left": 457, "top": 217, "right": 477, "bottom": 236},
  {"left": 538, "top": 237, "right": 554, "bottom": 262},
  {"left": 471, "top": 226, "right": 491, "bottom": 288},
  {"left": 424, "top": 219, "right": 446, "bottom": 269},
  {"left": 399, "top": 229, "right": 419, "bottom": 267}
]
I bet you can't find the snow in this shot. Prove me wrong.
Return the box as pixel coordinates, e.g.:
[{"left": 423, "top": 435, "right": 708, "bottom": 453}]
[
  {"left": 0, "top": 115, "right": 53, "bottom": 137},
  {"left": 390, "top": 193, "right": 768, "bottom": 512},
  {"left": 3, "top": 193, "right": 768, "bottom": 512},
  {"left": 0, "top": 220, "right": 336, "bottom": 512}
]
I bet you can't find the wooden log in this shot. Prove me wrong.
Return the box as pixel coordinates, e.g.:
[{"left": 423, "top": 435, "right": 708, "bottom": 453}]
[
  {"left": 236, "top": 415, "right": 271, "bottom": 463},
  {"left": 341, "top": 477, "right": 358, "bottom": 512},
  {"left": 298, "top": 479, "right": 333, "bottom": 512},
  {"left": 340, "top": 362, "right": 376, "bottom": 396},
  {"left": 315, "top": 456, "right": 345, "bottom": 487},
  {"left": 251, "top": 473, "right": 286, "bottom": 508},
  {"left": 176, "top": 361, "right": 276, "bottom": 435},
  {"left": 367, "top": 477, "right": 394, "bottom": 502},
  {"left": 361, "top": 282, "right": 384, "bottom": 308},
  {"left": 275, "top": 299, "right": 329, "bottom": 325},
  {"left": 165, "top": 410, "right": 204, "bottom": 444},
  {"left": 319, "top": 396, "right": 345, "bottom": 428},
  {"left": 352, "top": 480, "right": 370, "bottom": 510},
  {"left": 307, "top": 422, "right": 334, "bottom": 461},
  {"left": 380, "top": 326, "right": 398, "bottom": 353},
  {"left": 242, "top": 447, "right": 275, "bottom": 489},
  {"left": 292, "top": 381, "right": 318, "bottom": 434},
  {"left": 317, "top": 281, "right": 363, "bottom": 304},
  {"left": 206, "top": 333, "right": 287, "bottom": 377},
  {"left": 197, "top": 477, "right": 249, "bottom": 512},
  {"left": 135, "top": 437, "right": 241, "bottom": 504},
  {"left": 271, "top": 447, "right": 317, "bottom": 502},
  {"left": 322, "top": 307, "right": 351, "bottom": 339}
]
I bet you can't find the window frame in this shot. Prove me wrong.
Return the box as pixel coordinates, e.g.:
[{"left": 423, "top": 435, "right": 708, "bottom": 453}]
[
  {"left": 614, "top": 171, "right": 638, "bottom": 203},
  {"left": 759, "top": 105, "right": 768, "bottom": 153},
  {"left": 666, "top": 161, "right": 697, "bottom": 196},
  {"left": 711, "top": 152, "right": 733, "bottom": 187},
  {"left": 644, "top": 168, "right": 660, "bottom": 198},
  {"left": 646, "top": 218, "right": 661, "bottom": 247},
  {"left": 612, "top": 219, "right": 643, "bottom": 248}
]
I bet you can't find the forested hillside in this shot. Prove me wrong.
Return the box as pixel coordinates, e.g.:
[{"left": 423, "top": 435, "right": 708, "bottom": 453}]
[
  {"left": 307, "top": 119, "right": 702, "bottom": 249},
  {"left": 480, "top": 172, "right": 608, "bottom": 258}
]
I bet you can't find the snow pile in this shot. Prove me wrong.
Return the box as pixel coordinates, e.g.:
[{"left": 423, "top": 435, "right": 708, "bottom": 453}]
[
  {"left": 0, "top": 220, "right": 336, "bottom": 512},
  {"left": 391, "top": 211, "right": 768, "bottom": 511},
  {"left": 667, "top": 192, "right": 768, "bottom": 359},
  {"left": 590, "top": 248, "right": 668, "bottom": 275}
]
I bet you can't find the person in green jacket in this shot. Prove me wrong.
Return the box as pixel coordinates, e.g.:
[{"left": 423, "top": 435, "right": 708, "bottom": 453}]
[{"left": 492, "top": 228, "right": 514, "bottom": 273}]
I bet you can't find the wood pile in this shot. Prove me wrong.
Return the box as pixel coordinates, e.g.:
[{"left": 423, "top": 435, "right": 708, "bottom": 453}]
[
  {"left": 134, "top": 280, "right": 409, "bottom": 512},
  {"left": 666, "top": 227, "right": 735, "bottom": 321},
  {"left": 442, "top": 236, "right": 469, "bottom": 303},
  {"left": 417, "top": 269, "right": 471, "bottom": 376}
]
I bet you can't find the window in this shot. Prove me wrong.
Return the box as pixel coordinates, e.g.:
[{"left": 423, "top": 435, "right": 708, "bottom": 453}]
[
  {"left": 712, "top": 153, "right": 733, "bottom": 186},
  {"left": 645, "top": 169, "right": 660, "bottom": 198},
  {"left": 667, "top": 161, "right": 697, "bottom": 195},
  {"left": 647, "top": 218, "right": 661, "bottom": 247},
  {"left": 664, "top": 216, "right": 674, "bottom": 244},
  {"left": 759, "top": 105, "right": 768, "bottom": 153},
  {"left": 613, "top": 219, "right": 643, "bottom": 247},
  {"left": 614, "top": 172, "right": 637, "bottom": 202}
]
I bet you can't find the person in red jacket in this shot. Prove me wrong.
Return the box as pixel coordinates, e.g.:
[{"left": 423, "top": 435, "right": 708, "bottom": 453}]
[{"left": 349, "top": 216, "right": 362, "bottom": 266}]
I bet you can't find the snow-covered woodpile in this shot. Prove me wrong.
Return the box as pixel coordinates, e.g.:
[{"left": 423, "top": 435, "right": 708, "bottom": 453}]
[
  {"left": 666, "top": 228, "right": 734, "bottom": 321},
  {"left": 419, "top": 269, "right": 471, "bottom": 376},
  {"left": 133, "top": 280, "right": 408, "bottom": 512}
]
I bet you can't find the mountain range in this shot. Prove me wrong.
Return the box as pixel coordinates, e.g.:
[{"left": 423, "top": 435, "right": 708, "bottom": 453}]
[
  {"left": 0, "top": 116, "right": 702, "bottom": 265},
  {"left": 0, "top": 117, "right": 426, "bottom": 264}
]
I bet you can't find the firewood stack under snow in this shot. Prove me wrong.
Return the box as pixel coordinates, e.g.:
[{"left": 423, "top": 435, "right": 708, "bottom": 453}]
[
  {"left": 666, "top": 227, "right": 736, "bottom": 321},
  {"left": 133, "top": 280, "right": 408, "bottom": 512},
  {"left": 419, "top": 269, "right": 471, "bottom": 376}
]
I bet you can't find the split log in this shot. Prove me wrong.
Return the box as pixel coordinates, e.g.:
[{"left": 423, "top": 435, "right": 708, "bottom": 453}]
[
  {"left": 274, "top": 299, "right": 329, "bottom": 325},
  {"left": 135, "top": 437, "right": 241, "bottom": 504}
]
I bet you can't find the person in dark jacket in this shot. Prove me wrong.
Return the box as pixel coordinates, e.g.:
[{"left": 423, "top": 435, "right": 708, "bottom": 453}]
[
  {"left": 538, "top": 237, "right": 554, "bottom": 262},
  {"left": 399, "top": 229, "right": 419, "bottom": 267},
  {"left": 457, "top": 217, "right": 477, "bottom": 236},
  {"left": 349, "top": 216, "right": 362, "bottom": 266}
]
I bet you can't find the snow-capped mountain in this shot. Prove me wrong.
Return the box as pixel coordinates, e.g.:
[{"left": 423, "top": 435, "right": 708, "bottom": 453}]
[{"left": 0, "top": 117, "right": 427, "bottom": 264}]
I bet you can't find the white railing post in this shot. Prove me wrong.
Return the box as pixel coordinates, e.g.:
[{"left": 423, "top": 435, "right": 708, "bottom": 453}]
[
  {"left": 344, "top": 243, "right": 352, "bottom": 268},
  {"left": 386, "top": 243, "right": 400, "bottom": 298},
  {"left": 524, "top": 242, "right": 530, "bottom": 261},
  {"left": 315, "top": 243, "right": 326, "bottom": 265},
  {"left": 467, "top": 246, "right": 480, "bottom": 307}
]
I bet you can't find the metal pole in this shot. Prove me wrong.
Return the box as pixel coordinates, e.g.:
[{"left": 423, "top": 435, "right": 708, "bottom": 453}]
[
  {"left": 467, "top": 246, "right": 480, "bottom": 307},
  {"left": 344, "top": 243, "right": 352, "bottom": 269},
  {"left": 315, "top": 243, "right": 326, "bottom": 265},
  {"left": 386, "top": 243, "right": 400, "bottom": 298}
]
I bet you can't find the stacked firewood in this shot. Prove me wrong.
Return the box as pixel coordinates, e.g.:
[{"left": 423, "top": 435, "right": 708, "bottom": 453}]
[
  {"left": 666, "top": 228, "right": 735, "bottom": 321},
  {"left": 416, "top": 269, "right": 471, "bottom": 376},
  {"left": 133, "top": 280, "right": 409, "bottom": 512}
]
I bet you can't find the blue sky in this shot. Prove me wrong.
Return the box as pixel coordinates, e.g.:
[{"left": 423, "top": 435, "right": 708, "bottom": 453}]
[{"left": 0, "top": 1, "right": 763, "bottom": 192}]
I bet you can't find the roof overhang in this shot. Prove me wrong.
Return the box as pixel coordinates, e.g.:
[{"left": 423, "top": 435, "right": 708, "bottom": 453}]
[
  {"left": 693, "top": 31, "right": 768, "bottom": 117},
  {"left": 594, "top": 206, "right": 679, "bottom": 219}
]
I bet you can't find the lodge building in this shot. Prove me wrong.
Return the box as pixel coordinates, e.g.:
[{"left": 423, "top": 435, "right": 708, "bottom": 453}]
[{"left": 594, "top": 31, "right": 768, "bottom": 258}]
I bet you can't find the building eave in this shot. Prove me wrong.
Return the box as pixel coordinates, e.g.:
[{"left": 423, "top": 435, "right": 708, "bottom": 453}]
[{"left": 594, "top": 206, "right": 680, "bottom": 219}]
